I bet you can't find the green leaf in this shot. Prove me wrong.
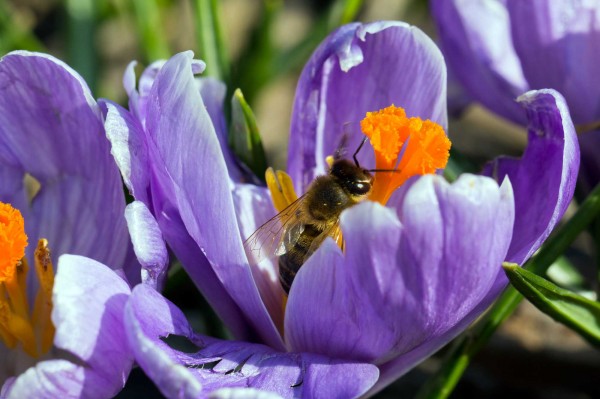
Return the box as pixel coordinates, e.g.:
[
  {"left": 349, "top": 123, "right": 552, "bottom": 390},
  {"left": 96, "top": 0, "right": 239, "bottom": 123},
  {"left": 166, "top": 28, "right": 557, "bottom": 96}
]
[
  {"left": 192, "top": 0, "right": 229, "bottom": 84},
  {"left": 504, "top": 263, "right": 600, "bottom": 348},
  {"left": 328, "top": 0, "right": 364, "bottom": 28},
  {"left": 230, "top": 89, "right": 268, "bottom": 180}
]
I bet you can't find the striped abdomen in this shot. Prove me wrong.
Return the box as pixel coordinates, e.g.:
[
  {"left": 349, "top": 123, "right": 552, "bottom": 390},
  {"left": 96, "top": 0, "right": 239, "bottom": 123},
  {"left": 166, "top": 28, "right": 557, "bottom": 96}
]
[{"left": 278, "top": 224, "right": 323, "bottom": 294}]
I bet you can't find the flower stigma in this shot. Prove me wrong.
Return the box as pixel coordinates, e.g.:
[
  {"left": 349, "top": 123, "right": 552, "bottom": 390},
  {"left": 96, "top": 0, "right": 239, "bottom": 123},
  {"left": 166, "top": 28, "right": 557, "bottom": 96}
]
[
  {"left": 361, "top": 105, "right": 451, "bottom": 204},
  {"left": 0, "top": 202, "right": 55, "bottom": 358}
]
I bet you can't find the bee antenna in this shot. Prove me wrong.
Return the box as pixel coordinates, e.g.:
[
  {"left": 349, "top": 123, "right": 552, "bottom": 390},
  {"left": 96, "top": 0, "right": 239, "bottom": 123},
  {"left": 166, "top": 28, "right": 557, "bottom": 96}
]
[
  {"left": 353, "top": 137, "right": 368, "bottom": 167},
  {"left": 368, "top": 168, "right": 401, "bottom": 173}
]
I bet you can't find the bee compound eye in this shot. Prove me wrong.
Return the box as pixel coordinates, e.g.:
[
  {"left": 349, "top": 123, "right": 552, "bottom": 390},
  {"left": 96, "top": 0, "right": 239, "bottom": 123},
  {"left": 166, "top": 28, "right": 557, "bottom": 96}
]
[{"left": 352, "top": 181, "right": 371, "bottom": 195}]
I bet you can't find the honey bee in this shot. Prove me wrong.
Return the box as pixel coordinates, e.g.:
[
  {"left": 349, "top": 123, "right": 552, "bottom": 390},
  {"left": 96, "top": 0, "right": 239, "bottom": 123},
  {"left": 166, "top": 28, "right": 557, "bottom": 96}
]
[{"left": 244, "top": 138, "right": 375, "bottom": 293}]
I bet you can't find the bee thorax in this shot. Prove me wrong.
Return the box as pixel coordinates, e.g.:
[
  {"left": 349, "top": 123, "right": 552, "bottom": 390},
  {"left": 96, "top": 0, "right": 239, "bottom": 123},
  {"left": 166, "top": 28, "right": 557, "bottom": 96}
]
[{"left": 303, "top": 177, "right": 352, "bottom": 224}]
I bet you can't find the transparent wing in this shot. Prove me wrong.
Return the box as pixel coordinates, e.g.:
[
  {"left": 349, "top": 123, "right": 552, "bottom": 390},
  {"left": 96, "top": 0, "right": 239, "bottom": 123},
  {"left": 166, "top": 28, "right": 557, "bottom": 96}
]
[
  {"left": 243, "top": 195, "right": 307, "bottom": 266},
  {"left": 304, "top": 222, "right": 344, "bottom": 261}
]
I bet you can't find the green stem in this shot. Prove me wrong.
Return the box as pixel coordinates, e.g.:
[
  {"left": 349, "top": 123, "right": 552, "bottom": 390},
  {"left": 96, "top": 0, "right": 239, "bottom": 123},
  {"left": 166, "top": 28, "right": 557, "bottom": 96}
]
[
  {"left": 416, "top": 182, "right": 600, "bottom": 399},
  {"left": 66, "top": 0, "right": 97, "bottom": 93},
  {"left": 132, "top": 0, "right": 170, "bottom": 61},
  {"left": 191, "top": 0, "right": 229, "bottom": 84}
]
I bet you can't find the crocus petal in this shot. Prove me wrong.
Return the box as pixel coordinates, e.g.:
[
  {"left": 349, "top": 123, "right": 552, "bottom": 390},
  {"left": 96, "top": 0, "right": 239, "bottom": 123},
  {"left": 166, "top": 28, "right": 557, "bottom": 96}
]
[
  {"left": 0, "top": 166, "right": 27, "bottom": 216},
  {"left": 125, "top": 284, "right": 379, "bottom": 399},
  {"left": 142, "top": 51, "right": 282, "bottom": 348},
  {"left": 483, "top": 89, "right": 579, "bottom": 265},
  {"left": 198, "top": 77, "right": 244, "bottom": 181},
  {"left": 210, "top": 388, "right": 284, "bottom": 399},
  {"left": 52, "top": 255, "right": 133, "bottom": 395},
  {"left": 507, "top": 0, "right": 600, "bottom": 123},
  {"left": 125, "top": 201, "right": 168, "bottom": 289},
  {"left": 431, "top": 0, "right": 528, "bottom": 124},
  {"left": 0, "top": 375, "right": 13, "bottom": 398},
  {"left": 4, "top": 255, "right": 133, "bottom": 398},
  {"left": 285, "top": 174, "right": 514, "bottom": 364},
  {"left": 126, "top": 59, "right": 206, "bottom": 127},
  {"left": 5, "top": 360, "right": 87, "bottom": 399},
  {"left": 101, "top": 99, "right": 151, "bottom": 204},
  {"left": 0, "top": 51, "right": 128, "bottom": 270},
  {"left": 288, "top": 21, "right": 447, "bottom": 192},
  {"left": 103, "top": 73, "right": 255, "bottom": 342},
  {"left": 232, "top": 183, "right": 285, "bottom": 332}
]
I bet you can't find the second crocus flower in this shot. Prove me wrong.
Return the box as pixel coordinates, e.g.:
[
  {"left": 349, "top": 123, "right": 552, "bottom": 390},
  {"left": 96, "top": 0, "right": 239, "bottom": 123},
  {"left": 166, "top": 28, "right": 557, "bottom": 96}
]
[
  {"left": 432, "top": 0, "right": 598, "bottom": 193},
  {"left": 0, "top": 52, "right": 137, "bottom": 398},
  {"left": 105, "top": 21, "right": 579, "bottom": 397}
]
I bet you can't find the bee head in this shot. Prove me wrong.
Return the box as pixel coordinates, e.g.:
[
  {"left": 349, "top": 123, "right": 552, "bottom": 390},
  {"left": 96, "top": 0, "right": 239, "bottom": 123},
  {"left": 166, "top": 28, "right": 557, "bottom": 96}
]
[{"left": 330, "top": 159, "right": 373, "bottom": 196}]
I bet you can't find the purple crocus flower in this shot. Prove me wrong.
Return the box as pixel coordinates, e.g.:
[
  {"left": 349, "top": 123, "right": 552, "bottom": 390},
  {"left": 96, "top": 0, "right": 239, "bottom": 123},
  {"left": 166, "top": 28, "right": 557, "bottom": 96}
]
[
  {"left": 431, "top": 0, "right": 599, "bottom": 193},
  {"left": 105, "top": 21, "right": 579, "bottom": 397},
  {"left": 0, "top": 52, "right": 135, "bottom": 398}
]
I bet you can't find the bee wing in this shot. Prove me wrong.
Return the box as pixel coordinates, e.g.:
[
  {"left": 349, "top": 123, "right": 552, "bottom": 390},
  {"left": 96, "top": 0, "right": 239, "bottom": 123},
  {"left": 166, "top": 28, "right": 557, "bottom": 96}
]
[
  {"left": 304, "top": 222, "right": 344, "bottom": 261},
  {"left": 243, "top": 195, "right": 307, "bottom": 266}
]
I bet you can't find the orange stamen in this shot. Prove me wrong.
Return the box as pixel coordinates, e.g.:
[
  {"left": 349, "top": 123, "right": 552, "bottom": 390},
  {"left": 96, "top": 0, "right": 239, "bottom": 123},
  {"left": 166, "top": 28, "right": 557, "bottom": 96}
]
[
  {"left": 0, "top": 203, "right": 27, "bottom": 283},
  {"left": 361, "top": 105, "right": 451, "bottom": 204}
]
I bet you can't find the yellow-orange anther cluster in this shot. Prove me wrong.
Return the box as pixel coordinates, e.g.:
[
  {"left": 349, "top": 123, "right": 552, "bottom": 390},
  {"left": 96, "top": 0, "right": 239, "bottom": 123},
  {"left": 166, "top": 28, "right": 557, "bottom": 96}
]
[
  {"left": 0, "top": 202, "right": 27, "bottom": 283},
  {"left": 0, "top": 202, "right": 55, "bottom": 358}
]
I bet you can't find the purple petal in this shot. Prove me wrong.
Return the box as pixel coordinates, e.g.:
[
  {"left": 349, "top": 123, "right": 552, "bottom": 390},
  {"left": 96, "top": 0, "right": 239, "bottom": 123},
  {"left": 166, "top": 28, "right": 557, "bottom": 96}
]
[
  {"left": 0, "top": 375, "right": 14, "bottom": 397},
  {"left": 210, "top": 388, "right": 284, "bottom": 399},
  {"left": 507, "top": 0, "right": 600, "bottom": 124},
  {"left": 121, "top": 240, "right": 143, "bottom": 286},
  {"left": 5, "top": 360, "right": 87, "bottom": 398},
  {"left": 126, "top": 284, "right": 379, "bottom": 399},
  {"left": 198, "top": 77, "right": 244, "bottom": 181},
  {"left": 101, "top": 99, "right": 151, "bottom": 204},
  {"left": 483, "top": 89, "right": 579, "bottom": 265},
  {"left": 125, "top": 201, "right": 168, "bottom": 289},
  {"left": 153, "top": 196, "right": 257, "bottom": 341},
  {"left": 44, "top": 255, "right": 131, "bottom": 397},
  {"left": 285, "top": 174, "right": 514, "bottom": 365},
  {"left": 288, "top": 22, "right": 447, "bottom": 192},
  {"left": 143, "top": 51, "right": 282, "bottom": 348},
  {"left": 431, "top": 0, "right": 528, "bottom": 124},
  {"left": 0, "top": 51, "right": 129, "bottom": 270},
  {"left": 232, "top": 183, "right": 285, "bottom": 332},
  {"left": 105, "top": 60, "right": 268, "bottom": 341},
  {"left": 0, "top": 166, "right": 27, "bottom": 217},
  {"left": 126, "top": 59, "right": 206, "bottom": 126}
]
